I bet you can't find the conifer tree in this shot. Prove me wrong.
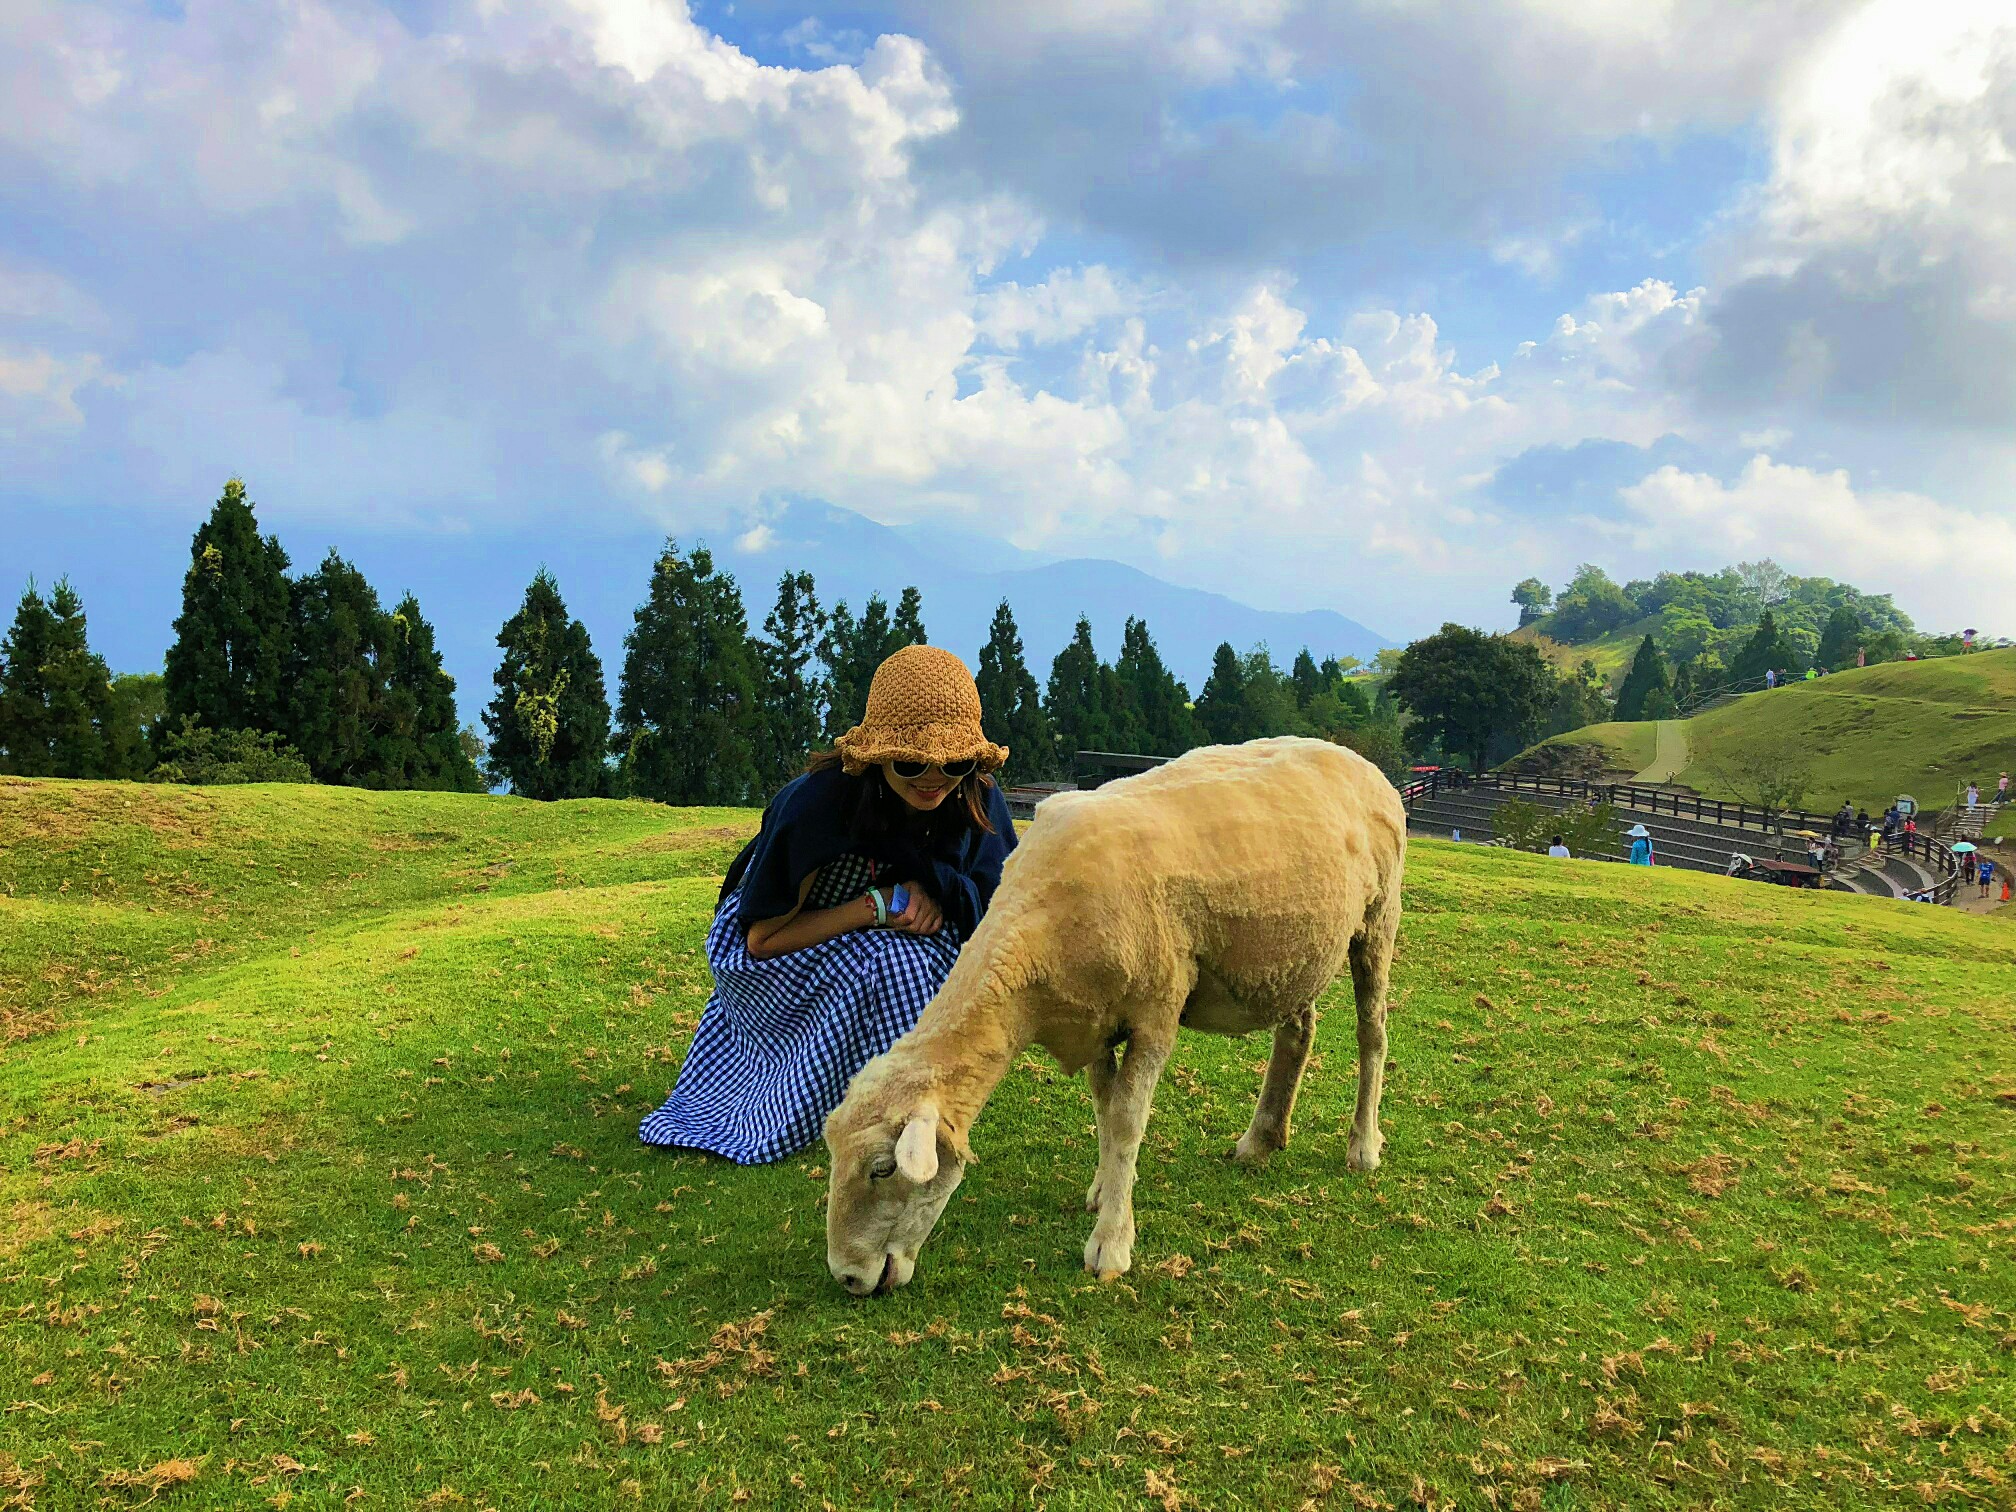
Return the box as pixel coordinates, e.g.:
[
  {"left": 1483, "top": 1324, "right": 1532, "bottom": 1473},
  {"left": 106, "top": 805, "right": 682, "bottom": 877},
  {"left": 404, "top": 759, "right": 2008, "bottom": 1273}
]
[
  {"left": 819, "top": 600, "right": 861, "bottom": 740},
  {"left": 616, "top": 541, "right": 762, "bottom": 805},
  {"left": 1290, "top": 648, "right": 1322, "bottom": 709},
  {"left": 1044, "top": 616, "right": 1117, "bottom": 767},
  {"left": 382, "top": 593, "right": 481, "bottom": 791},
  {"left": 0, "top": 582, "right": 58, "bottom": 776},
  {"left": 1612, "top": 634, "right": 1671, "bottom": 722},
  {"left": 285, "top": 551, "right": 389, "bottom": 784},
  {"left": 755, "top": 571, "right": 826, "bottom": 790},
  {"left": 44, "top": 580, "right": 123, "bottom": 778},
  {"left": 1237, "top": 647, "right": 1299, "bottom": 738},
  {"left": 483, "top": 569, "right": 611, "bottom": 800},
  {"left": 820, "top": 594, "right": 899, "bottom": 738},
  {"left": 892, "top": 586, "right": 928, "bottom": 647},
  {"left": 1193, "top": 642, "right": 1248, "bottom": 745},
  {"left": 1114, "top": 617, "right": 1195, "bottom": 756},
  {"left": 161, "top": 478, "right": 292, "bottom": 739},
  {"left": 975, "top": 600, "right": 1055, "bottom": 781},
  {"left": 1729, "top": 610, "right": 1797, "bottom": 685},
  {"left": 1816, "top": 604, "right": 1862, "bottom": 671}
]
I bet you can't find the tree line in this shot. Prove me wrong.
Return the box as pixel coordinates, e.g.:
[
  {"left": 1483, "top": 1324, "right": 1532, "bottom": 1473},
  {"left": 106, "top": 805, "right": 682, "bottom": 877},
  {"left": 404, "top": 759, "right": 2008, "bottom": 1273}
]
[
  {"left": 1507, "top": 559, "right": 1977, "bottom": 729},
  {"left": 0, "top": 479, "right": 1411, "bottom": 798}
]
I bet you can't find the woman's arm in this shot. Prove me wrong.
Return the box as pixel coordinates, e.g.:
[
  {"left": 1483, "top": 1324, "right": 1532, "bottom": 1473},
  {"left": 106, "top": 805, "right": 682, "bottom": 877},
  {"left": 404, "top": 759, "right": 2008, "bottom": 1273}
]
[{"left": 745, "top": 890, "right": 887, "bottom": 961}]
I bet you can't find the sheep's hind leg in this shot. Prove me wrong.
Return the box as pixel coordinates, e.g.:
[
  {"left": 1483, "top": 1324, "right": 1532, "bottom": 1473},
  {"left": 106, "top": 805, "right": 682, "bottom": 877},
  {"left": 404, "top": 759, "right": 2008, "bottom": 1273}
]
[
  {"left": 1083, "top": 1047, "right": 1118, "bottom": 1213},
  {"left": 1233, "top": 1011, "right": 1315, "bottom": 1164},
  {"left": 1084, "top": 1035, "right": 1171, "bottom": 1279},
  {"left": 1346, "top": 899, "right": 1398, "bottom": 1173}
]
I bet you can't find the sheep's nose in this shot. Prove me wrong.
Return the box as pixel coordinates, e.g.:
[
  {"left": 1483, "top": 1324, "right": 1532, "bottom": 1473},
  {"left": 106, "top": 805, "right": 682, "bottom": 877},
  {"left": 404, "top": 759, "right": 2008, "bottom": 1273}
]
[{"left": 834, "top": 1267, "right": 873, "bottom": 1295}]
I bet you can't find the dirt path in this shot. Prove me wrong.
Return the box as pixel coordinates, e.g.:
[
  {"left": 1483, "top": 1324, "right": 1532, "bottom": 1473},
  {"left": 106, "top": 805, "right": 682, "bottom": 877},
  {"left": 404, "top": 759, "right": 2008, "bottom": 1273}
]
[{"left": 1634, "top": 719, "right": 1690, "bottom": 785}]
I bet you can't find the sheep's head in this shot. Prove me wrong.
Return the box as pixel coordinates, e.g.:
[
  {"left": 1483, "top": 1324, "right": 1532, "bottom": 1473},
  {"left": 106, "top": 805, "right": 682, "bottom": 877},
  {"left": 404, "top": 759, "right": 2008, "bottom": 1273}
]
[{"left": 823, "top": 1094, "right": 970, "bottom": 1296}]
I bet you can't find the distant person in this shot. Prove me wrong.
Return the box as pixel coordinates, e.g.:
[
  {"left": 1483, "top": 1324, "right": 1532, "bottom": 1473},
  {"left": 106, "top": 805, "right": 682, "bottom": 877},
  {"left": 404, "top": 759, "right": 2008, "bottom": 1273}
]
[
  {"left": 1966, "top": 781, "right": 1980, "bottom": 810},
  {"left": 1547, "top": 835, "right": 1570, "bottom": 858},
  {"left": 1902, "top": 816, "right": 1918, "bottom": 857},
  {"left": 1980, "top": 855, "right": 1996, "bottom": 900},
  {"left": 1627, "top": 823, "right": 1655, "bottom": 866},
  {"left": 1999, "top": 772, "right": 2010, "bottom": 804},
  {"left": 1855, "top": 808, "right": 1871, "bottom": 842},
  {"left": 1765, "top": 668, "right": 1777, "bottom": 689},
  {"left": 1451, "top": 827, "right": 1462, "bottom": 844},
  {"left": 1804, "top": 667, "right": 1817, "bottom": 682},
  {"left": 1832, "top": 801, "right": 1854, "bottom": 838}
]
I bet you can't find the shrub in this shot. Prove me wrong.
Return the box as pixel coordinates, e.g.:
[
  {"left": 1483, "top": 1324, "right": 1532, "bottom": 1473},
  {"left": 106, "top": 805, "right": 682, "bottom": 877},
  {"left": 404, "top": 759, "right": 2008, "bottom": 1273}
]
[
  {"left": 1495, "top": 795, "right": 1619, "bottom": 857},
  {"left": 147, "top": 718, "right": 313, "bottom": 785}
]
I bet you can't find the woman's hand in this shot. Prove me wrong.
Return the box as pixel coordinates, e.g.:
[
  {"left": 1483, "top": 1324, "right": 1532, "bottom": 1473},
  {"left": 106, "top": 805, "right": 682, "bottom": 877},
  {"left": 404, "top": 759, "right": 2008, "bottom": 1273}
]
[{"left": 888, "top": 881, "right": 943, "bottom": 936}]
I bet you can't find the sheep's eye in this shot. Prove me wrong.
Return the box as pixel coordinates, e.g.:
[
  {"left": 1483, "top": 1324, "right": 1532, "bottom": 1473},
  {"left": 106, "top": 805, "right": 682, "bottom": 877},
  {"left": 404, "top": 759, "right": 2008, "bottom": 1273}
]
[{"left": 868, "top": 1155, "right": 898, "bottom": 1181}]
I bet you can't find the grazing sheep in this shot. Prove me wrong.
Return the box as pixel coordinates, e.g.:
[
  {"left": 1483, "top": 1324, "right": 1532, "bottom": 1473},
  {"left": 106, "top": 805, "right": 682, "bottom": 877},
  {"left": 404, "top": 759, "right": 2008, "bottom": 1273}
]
[{"left": 824, "top": 736, "right": 1406, "bottom": 1294}]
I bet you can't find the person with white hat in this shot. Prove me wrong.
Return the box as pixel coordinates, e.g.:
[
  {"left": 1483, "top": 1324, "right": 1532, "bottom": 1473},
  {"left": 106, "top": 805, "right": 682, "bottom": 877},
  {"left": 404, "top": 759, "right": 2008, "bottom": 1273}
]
[
  {"left": 640, "top": 645, "right": 1017, "bottom": 1164},
  {"left": 1627, "top": 823, "right": 1655, "bottom": 866}
]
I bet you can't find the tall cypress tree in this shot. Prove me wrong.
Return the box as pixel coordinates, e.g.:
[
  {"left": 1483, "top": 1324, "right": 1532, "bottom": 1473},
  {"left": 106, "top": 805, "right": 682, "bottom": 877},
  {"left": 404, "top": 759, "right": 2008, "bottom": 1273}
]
[
  {"left": 755, "top": 570, "right": 826, "bottom": 791},
  {"left": 285, "top": 551, "right": 388, "bottom": 784},
  {"left": 0, "top": 582, "right": 58, "bottom": 776},
  {"left": 819, "top": 600, "right": 861, "bottom": 740},
  {"left": 1729, "top": 611, "right": 1797, "bottom": 685},
  {"left": 975, "top": 600, "right": 1054, "bottom": 781},
  {"left": 1290, "top": 648, "right": 1322, "bottom": 710},
  {"left": 161, "top": 478, "right": 292, "bottom": 739},
  {"left": 1816, "top": 605, "right": 1862, "bottom": 671},
  {"left": 1114, "top": 617, "right": 1195, "bottom": 756},
  {"left": 1044, "top": 616, "right": 1116, "bottom": 766},
  {"left": 1193, "top": 642, "right": 1248, "bottom": 745},
  {"left": 43, "top": 581, "right": 122, "bottom": 779},
  {"left": 483, "top": 569, "right": 611, "bottom": 800},
  {"left": 616, "top": 541, "right": 762, "bottom": 806},
  {"left": 1613, "top": 634, "right": 1671, "bottom": 722},
  {"left": 892, "top": 586, "right": 928, "bottom": 648},
  {"left": 382, "top": 593, "right": 481, "bottom": 791}
]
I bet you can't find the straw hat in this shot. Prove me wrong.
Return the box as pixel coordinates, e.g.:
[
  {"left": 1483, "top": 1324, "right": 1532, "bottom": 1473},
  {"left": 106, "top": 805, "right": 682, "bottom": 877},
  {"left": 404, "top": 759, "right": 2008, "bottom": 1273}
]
[{"left": 834, "top": 645, "right": 1009, "bottom": 777}]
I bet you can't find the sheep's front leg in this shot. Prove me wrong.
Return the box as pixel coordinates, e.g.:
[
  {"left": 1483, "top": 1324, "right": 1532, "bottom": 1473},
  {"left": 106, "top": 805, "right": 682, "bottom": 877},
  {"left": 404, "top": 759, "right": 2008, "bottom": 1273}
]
[
  {"left": 1233, "top": 1011, "right": 1315, "bottom": 1164},
  {"left": 1084, "top": 1035, "right": 1170, "bottom": 1279},
  {"left": 1084, "top": 1047, "right": 1118, "bottom": 1213}
]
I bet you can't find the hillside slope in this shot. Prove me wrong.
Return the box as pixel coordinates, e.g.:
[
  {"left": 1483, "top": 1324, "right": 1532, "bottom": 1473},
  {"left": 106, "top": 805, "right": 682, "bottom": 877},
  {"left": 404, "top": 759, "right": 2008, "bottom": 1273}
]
[
  {"left": 4, "top": 779, "right": 2016, "bottom": 1508},
  {"left": 1518, "top": 648, "right": 2016, "bottom": 809},
  {"left": 1510, "top": 613, "right": 1662, "bottom": 686}
]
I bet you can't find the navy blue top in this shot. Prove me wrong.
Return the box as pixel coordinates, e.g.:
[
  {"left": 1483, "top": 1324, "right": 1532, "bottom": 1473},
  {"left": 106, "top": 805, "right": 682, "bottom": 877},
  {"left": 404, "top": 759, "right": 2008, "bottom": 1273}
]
[{"left": 721, "top": 765, "right": 1017, "bottom": 940}]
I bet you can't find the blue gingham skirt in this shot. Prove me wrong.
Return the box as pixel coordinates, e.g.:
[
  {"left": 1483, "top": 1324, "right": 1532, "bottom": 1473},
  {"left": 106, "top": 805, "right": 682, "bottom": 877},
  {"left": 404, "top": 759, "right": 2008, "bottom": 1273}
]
[{"left": 638, "top": 890, "right": 962, "bottom": 1164}]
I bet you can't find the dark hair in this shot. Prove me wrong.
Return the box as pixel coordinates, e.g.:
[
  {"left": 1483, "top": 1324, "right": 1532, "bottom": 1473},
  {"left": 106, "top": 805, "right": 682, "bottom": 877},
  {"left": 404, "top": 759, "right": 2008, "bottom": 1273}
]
[
  {"left": 1550, "top": 835, "right": 1562, "bottom": 846},
  {"left": 803, "top": 748, "right": 999, "bottom": 839}
]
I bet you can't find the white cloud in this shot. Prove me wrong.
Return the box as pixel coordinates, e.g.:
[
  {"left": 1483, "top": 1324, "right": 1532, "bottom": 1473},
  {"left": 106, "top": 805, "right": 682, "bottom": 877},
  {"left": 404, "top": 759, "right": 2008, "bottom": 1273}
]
[
  {"left": 0, "top": 345, "right": 108, "bottom": 436},
  {"left": 975, "top": 266, "right": 1142, "bottom": 350},
  {"left": 1617, "top": 454, "right": 2016, "bottom": 626}
]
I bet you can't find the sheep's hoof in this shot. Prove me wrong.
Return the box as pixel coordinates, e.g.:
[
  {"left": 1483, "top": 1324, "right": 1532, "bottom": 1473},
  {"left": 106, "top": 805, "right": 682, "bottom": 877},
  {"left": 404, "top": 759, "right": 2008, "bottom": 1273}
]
[
  {"left": 1084, "top": 1223, "right": 1133, "bottom": 1278},
  {"left": 1231, "top": 1129, "right": 1283, "bottom": 1165},
  {"left": 1346, "top": 1131, "right": 1384, "bottom": 1172}
]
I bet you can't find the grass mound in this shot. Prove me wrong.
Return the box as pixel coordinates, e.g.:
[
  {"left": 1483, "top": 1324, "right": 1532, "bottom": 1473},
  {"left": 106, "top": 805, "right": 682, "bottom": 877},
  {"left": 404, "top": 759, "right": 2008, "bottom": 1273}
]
[
  {"left": 1520, "top": 648, "right": 2016, "bottom": 811},
  {"left": 5, "top": 778, "right": 2016, "bottom": 1508}
]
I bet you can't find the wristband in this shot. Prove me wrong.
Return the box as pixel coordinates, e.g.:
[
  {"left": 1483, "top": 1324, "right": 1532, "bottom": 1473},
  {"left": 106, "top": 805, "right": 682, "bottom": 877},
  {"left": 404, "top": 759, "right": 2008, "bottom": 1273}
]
[{"left": 867, "top": 888, "right": 888, "bottom": 928}]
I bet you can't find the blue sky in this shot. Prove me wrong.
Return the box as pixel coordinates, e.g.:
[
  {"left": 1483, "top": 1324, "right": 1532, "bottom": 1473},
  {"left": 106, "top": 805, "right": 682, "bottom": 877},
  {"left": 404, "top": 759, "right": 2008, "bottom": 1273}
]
[{"left": 6, "top": 0, "right": 2015, "bottom": 680}]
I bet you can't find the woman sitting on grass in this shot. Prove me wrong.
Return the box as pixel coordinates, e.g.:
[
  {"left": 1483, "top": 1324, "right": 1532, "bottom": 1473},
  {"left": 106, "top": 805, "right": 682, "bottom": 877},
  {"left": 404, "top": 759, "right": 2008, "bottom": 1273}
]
[{"left": 639, "top": 646, "right": 1017, "bottom": 1164}]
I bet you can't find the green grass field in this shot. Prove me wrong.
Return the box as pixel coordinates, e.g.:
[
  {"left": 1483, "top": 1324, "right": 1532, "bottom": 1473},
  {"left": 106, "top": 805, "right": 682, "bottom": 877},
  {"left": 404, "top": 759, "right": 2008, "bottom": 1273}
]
[
  {"left": 1512, "top": 616, "right": 1663, "bottom": 688},
  {"left": 1523, "top": 649, "right": 2016, "bottom": 811},
  {"left": 5, "top": 777, "right": 2016, "bottom": 1509}
]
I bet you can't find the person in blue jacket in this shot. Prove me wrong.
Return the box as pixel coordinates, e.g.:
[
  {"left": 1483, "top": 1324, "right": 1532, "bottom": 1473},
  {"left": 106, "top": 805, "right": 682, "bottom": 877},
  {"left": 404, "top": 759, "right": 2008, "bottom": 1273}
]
[
  {"left": 1627, "top": 823, "right": 1655, "bottom": 866},
  {"left": 640, "top": 646, "right": 1017, "bottom": 1164}
]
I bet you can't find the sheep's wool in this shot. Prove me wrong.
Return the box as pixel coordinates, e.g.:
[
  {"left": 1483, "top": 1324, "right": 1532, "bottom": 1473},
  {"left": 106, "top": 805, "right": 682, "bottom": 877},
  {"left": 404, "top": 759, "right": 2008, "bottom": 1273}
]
[{"left": 834, "top": 645, "right": 1009, "bottom": 776}]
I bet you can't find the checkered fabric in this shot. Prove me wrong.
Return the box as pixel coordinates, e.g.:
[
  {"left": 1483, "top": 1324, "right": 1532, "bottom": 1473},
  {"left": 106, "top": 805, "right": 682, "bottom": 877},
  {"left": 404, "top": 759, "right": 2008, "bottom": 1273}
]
[
  {"left": 803, "top": 852, "right": 878, "bottom": 911},
  {"left": 637, "top": 888, "right": 961, "bottom": 1164}
]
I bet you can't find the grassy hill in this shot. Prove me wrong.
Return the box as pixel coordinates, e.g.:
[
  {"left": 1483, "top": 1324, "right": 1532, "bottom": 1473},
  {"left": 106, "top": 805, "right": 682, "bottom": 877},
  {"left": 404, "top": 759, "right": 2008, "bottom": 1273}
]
[
  {"left": 1520, "top": 648, "right": 2016, "bottom": 809},
  {"left": 5, "top": 778, "right": 2016, "bottom": 1508},
  {"left": 1511, "top": 614, "right": 1662, "bottom": 686}
]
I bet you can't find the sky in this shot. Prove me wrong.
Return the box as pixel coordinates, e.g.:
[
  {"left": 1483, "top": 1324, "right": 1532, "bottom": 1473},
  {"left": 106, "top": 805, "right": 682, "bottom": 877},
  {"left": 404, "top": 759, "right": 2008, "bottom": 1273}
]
[{"left": 5, "top": 0, "right": 2016, "bottom": 663}]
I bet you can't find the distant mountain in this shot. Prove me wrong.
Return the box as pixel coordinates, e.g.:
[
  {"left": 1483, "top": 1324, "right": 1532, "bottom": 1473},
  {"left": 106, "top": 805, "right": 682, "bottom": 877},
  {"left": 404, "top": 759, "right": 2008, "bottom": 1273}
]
[
  {"left": 6, "top": 494, "right": 1390, "bottom": 731},
  {"left": 724, "top": 500, "right": 1391, "bottom": 694}
]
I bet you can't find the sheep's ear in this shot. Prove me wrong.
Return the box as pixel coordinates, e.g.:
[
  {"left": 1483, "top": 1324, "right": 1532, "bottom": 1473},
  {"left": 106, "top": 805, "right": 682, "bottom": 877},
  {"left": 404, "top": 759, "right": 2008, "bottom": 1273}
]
[{"left": 894, "top": 1103, "right": 940, "bottom": 1184}]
